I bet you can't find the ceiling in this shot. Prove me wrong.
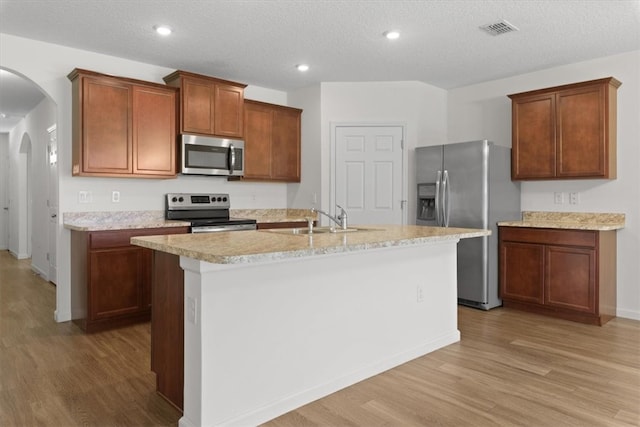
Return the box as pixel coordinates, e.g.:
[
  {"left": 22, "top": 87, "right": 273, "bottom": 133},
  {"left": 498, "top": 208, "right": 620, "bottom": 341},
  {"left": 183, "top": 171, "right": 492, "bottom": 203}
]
[{"left": 1, "top": 0, "right": 639, "bottom": 133}]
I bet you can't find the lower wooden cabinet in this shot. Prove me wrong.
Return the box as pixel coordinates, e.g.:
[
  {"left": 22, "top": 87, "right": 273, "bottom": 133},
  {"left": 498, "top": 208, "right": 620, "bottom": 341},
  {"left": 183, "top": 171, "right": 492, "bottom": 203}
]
[
  {"left": 150, "top": 251, "right": 184, "bottom": 410},
  {"left": 499, "top": 226, "right": 616, "bottom": 325},
  {"left": 71, "top": 226, "right": 188, "bottom": 333}
]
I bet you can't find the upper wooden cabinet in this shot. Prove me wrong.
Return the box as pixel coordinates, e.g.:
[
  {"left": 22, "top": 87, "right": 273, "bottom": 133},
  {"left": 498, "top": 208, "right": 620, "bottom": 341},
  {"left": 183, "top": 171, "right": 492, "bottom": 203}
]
[
  {"left": 163, "top": 70, "right": 246, "bottom": 139},
  {"left": 243, "top": 100, "right": 302, "bottom": 182},
  {"left": 508, "top": 77, "right": 621, "bottom": 180},
  {"left": 68, "top": 68, "right": 178, "bottom": 178}
]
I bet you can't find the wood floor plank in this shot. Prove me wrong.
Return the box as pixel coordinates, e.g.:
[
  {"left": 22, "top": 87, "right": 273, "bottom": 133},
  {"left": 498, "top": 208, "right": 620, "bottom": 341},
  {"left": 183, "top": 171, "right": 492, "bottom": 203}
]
[{"left": 1, "top": 251, "right": 639, "bottom": 426}]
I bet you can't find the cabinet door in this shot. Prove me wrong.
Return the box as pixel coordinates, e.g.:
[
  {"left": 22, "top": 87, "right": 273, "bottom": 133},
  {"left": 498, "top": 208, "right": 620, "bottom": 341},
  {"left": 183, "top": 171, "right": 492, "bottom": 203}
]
[
  {"left": 272, "top": 107, "right": 301, "bottom": 182},
  {"left": 500, "top": 241, "right": 544, "bottom": 304},
  {"left": 89, "top": 247, "right": 143, "bottom": 320},
  {"left": 182, "top": 77, "right": 214, "bottom": 134},
  {"left": 545, "top": 245, "right": 596, "bottom": 313},
  {"left": 556, "top": 85, "right": 606, "bottom": 178},
  {"left": 82, "top": 77, "right": 132, "bottom": 174},
  {"left": 244, "top": 102, "right": 273, "bottom": 179},
  {"left": 132, "top": 85, "right": 177, "bottom": 176},
  {"left": 511, "top": 93, "right": 556, "bottom": 179},
  {"left": 214, "top": 84, "right": 244, "bottom": 138}
]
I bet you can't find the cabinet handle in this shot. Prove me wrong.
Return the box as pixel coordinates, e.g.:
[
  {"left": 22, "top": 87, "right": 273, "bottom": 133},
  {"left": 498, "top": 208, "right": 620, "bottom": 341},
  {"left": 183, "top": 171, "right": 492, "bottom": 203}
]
[{"left": 229, "top": 144, "right": 236, "bottom": 175}]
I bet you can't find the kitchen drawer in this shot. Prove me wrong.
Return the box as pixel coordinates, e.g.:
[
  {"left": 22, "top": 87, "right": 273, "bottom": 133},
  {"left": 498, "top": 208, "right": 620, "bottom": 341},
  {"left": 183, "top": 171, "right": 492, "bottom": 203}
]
[{"left": 500, "top": 227, "right": 596, "bottom": 248}]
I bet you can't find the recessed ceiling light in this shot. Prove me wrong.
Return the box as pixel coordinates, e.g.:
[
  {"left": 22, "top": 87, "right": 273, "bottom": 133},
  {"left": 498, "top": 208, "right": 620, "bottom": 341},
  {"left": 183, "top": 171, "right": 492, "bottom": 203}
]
[
  {"left": 296, "top": 64, "right": 310, "bottom": 72},
  {"left": 383, "top": 30, "right": 400, "bottom": 40},
  {"left": 153, "top": 25, "right": 173, "bottom": 36}
]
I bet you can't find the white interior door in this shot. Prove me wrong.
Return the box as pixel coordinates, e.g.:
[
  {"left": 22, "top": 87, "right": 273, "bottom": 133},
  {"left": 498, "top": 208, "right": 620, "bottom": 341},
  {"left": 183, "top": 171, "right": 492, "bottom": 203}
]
[
  {"left": 0, "top": 137, "right": 8, "bottom": 249},
  {"left": 335, "top": 126, "right": 404, "bottom": 225},
  {"left": 47, "top": 124, "right": 58, "bottom": 283}
]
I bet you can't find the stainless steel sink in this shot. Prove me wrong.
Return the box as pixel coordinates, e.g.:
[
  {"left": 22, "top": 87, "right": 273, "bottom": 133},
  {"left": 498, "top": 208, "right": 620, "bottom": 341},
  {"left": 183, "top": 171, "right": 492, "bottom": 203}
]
[{"left": 263, "top": 226, "right": 372, "bottom": 235}]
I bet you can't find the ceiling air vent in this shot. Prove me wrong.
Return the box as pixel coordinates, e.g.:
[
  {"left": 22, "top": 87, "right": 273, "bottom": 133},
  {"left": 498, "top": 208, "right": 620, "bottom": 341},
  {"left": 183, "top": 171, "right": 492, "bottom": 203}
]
[{"left": 480, "top": 20, "right": 519, "bottom": 36}]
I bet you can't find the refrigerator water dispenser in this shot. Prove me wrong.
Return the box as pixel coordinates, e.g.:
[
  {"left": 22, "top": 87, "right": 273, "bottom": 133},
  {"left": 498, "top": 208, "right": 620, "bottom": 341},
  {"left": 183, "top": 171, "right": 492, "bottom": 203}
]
[{"left": 417, "top": 183, "right": 436, "bottom": 221}]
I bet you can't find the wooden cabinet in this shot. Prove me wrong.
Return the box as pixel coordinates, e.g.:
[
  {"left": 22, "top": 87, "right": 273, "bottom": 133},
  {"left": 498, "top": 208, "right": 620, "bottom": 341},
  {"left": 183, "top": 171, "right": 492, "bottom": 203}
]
[
  {"left": 163, "top": 70, "right": 246, "bottom": 138},
  {"left": 256, "top": 221, "right": 316, "bottom": 230},
  {"left": 68, "top": 68, "right": 178, "bottom": 178},
  {"left": 71, "top": 226, "right": 188, "bottom": 333},
  {"left": 243, "top": 100, "right": 302, "bottom": 182},
  {"left": 150, "top": 251, "right": 184, "bottom": 410},
  {"left": 499, "top": 226, "right": 616, "bottom": 325},
  {"left": 508, "top": 77, "right": 621, "bottom": 180}
]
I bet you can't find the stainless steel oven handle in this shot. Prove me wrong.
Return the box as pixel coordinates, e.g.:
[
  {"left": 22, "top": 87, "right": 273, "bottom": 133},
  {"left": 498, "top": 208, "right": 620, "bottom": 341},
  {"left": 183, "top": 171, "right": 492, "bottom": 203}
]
[
  {"left": 229, "top": 144, "right": 236, "bottom": 175},
  {"left": 191, "top": 224, "right": 256, "bottom": 233}
]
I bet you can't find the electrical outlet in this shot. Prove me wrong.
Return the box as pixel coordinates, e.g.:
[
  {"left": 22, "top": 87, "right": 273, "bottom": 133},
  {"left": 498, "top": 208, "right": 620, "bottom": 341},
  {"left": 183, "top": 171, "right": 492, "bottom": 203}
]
[
  {"left": 416, "top": 285, "right": 424, "bottom": 303},
  {"left": 569, "top": 192, "right": 580, "bottom": 204},
  {"left": 111, "top": 191, "right": 120, "bottom": 203},
  {"left": 554, "top": 192, "right": 564, "bottom": 204},
  {"left": 78, "top": 191, "right": 92, "bottom": 203}
]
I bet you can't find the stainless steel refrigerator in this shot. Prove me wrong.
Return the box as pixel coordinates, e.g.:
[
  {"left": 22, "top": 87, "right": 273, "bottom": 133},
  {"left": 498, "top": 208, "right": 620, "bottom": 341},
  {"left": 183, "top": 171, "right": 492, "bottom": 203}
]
[{"left": 416, "top": 140, "right": 521, "bottom": 310}]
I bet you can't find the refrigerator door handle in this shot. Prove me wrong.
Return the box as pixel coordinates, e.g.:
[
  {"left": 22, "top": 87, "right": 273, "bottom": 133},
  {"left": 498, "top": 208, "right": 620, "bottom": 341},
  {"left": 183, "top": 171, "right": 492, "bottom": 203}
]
[
  {"left": 435, "top": 170, "right": 442, "bottom": 226},
  {"left": 443, "top": 170, "right": 451, "bottom": 227}
]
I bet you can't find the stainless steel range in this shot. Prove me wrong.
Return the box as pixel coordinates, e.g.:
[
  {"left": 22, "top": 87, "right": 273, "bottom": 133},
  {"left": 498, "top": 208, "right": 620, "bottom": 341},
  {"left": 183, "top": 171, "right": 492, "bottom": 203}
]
[{"left": 165, "top": 193, "right": 257, "bottom": 233}]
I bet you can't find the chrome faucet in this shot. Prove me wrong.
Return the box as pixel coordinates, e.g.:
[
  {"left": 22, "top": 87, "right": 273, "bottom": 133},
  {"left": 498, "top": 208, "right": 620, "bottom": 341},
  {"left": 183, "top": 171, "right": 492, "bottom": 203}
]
[{"left": 311, "top": 204, "right": 348, "bottom": 230}]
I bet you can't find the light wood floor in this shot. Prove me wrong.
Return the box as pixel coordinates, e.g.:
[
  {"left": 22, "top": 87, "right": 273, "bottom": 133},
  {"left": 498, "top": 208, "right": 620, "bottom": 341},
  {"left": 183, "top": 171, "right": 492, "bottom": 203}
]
[{"left": 1, "top": 251, "right": 638, "bottom": 426}]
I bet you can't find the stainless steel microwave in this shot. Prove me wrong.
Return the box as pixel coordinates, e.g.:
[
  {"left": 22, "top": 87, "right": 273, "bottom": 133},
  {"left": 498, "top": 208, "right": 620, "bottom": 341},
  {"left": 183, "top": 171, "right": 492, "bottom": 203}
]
[{"left": 180, "top": 134, "right": 244, "bottom": 177}]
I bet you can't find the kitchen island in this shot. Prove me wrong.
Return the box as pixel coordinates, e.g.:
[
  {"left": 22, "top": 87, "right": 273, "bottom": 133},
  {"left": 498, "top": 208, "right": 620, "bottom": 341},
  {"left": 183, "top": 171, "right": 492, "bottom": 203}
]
[{"left": 131, "top": 225, "right": 489, "bottom": 427}]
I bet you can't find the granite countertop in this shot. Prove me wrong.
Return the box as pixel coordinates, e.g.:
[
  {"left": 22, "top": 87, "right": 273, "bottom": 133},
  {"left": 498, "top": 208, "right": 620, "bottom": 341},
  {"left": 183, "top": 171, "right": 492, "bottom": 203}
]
[
  {"left": 498, "top": 211, "right": 625, "bottom": 231},
  {"left": 131, "top": 225, "right": 490, "bottom": 264},
  {"left": 63, "top": 211, "right": 189, "bottom": 231},
  {"left": 231, "top": 208, "right": 316, "bottom": 223},
  {"left": 63, "top": 209, "right": 317, "bottom": 231}
]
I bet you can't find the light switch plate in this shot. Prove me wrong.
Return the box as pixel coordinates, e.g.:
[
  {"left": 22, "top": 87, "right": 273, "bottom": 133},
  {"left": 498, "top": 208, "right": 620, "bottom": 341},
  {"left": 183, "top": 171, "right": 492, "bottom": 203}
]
[{"left": 78, "top": 191, "right": 92, "bottom": 203}]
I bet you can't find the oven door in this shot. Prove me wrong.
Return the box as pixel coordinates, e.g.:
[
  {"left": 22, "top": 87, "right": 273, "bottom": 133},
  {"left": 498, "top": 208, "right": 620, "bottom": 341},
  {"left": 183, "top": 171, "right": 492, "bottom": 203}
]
[{"left": 181, "top": 135, "right": 244, "bottom": 176}]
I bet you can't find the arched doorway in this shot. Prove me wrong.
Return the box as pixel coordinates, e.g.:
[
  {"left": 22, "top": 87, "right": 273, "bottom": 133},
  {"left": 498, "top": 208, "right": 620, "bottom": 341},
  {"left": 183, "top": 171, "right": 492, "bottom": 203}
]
[{"left": 1, "top": 67, "right": 58, "bottom": 282}]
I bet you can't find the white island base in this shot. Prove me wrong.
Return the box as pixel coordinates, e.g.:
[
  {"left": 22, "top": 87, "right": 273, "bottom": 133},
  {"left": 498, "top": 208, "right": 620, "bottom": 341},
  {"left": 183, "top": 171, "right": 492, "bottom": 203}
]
[{"left": 179, "top": 239, "right": 460, "bottom": 427}]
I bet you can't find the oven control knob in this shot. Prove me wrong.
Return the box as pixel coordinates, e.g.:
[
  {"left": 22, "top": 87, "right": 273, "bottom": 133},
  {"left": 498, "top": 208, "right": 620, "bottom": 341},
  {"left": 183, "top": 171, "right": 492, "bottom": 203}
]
[
  {"left": 171, "top": 197, "right": 178, "bottom": 203},
  {"left": 217, "top": 197, "right": 222, "bottom": 202},
  {"left": 178, "top": 197, "right": 184, "bottom": 202},
  {"left": 222, "top": 196, "right": 228, "bottom": 202},
  {"left": 210, "top": 197, "right": 215, "bottom": 202}
]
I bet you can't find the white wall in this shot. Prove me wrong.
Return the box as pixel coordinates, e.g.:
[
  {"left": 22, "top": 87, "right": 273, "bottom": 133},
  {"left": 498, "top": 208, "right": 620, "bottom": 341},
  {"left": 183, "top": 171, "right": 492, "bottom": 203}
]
[
  {"left": 7, "top": 97, "right": 56, "bottom": 276},
  {"left": 0, "top": 33, "right": 291, "bottom": 322},
  {"left": 448, "top": 50, "right": 640, "bottom": 320},
  {"left": 0, "top": 133, "right": 8, "bottom": 250},
  {"left": 319, "top": 81, "right": 448, "bottom": 223},
  {"left": 288, "top": 84, "right": 322, "bottom": 208}
]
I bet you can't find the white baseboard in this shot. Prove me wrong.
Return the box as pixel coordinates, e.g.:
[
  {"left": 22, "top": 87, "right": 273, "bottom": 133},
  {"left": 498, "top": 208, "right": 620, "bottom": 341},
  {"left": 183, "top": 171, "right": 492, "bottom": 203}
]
[
  {"left": 54, "top": 310, "right": 72, "bottom": 323},
  {"left": 9, "top": 250, "right": 29, "bottom": 260},
  {"left": 31, "top": 264, "right": 49, "bottom": 281},
  {"left": 617, "top": 308, "right": 640, "bottom": 321}
]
